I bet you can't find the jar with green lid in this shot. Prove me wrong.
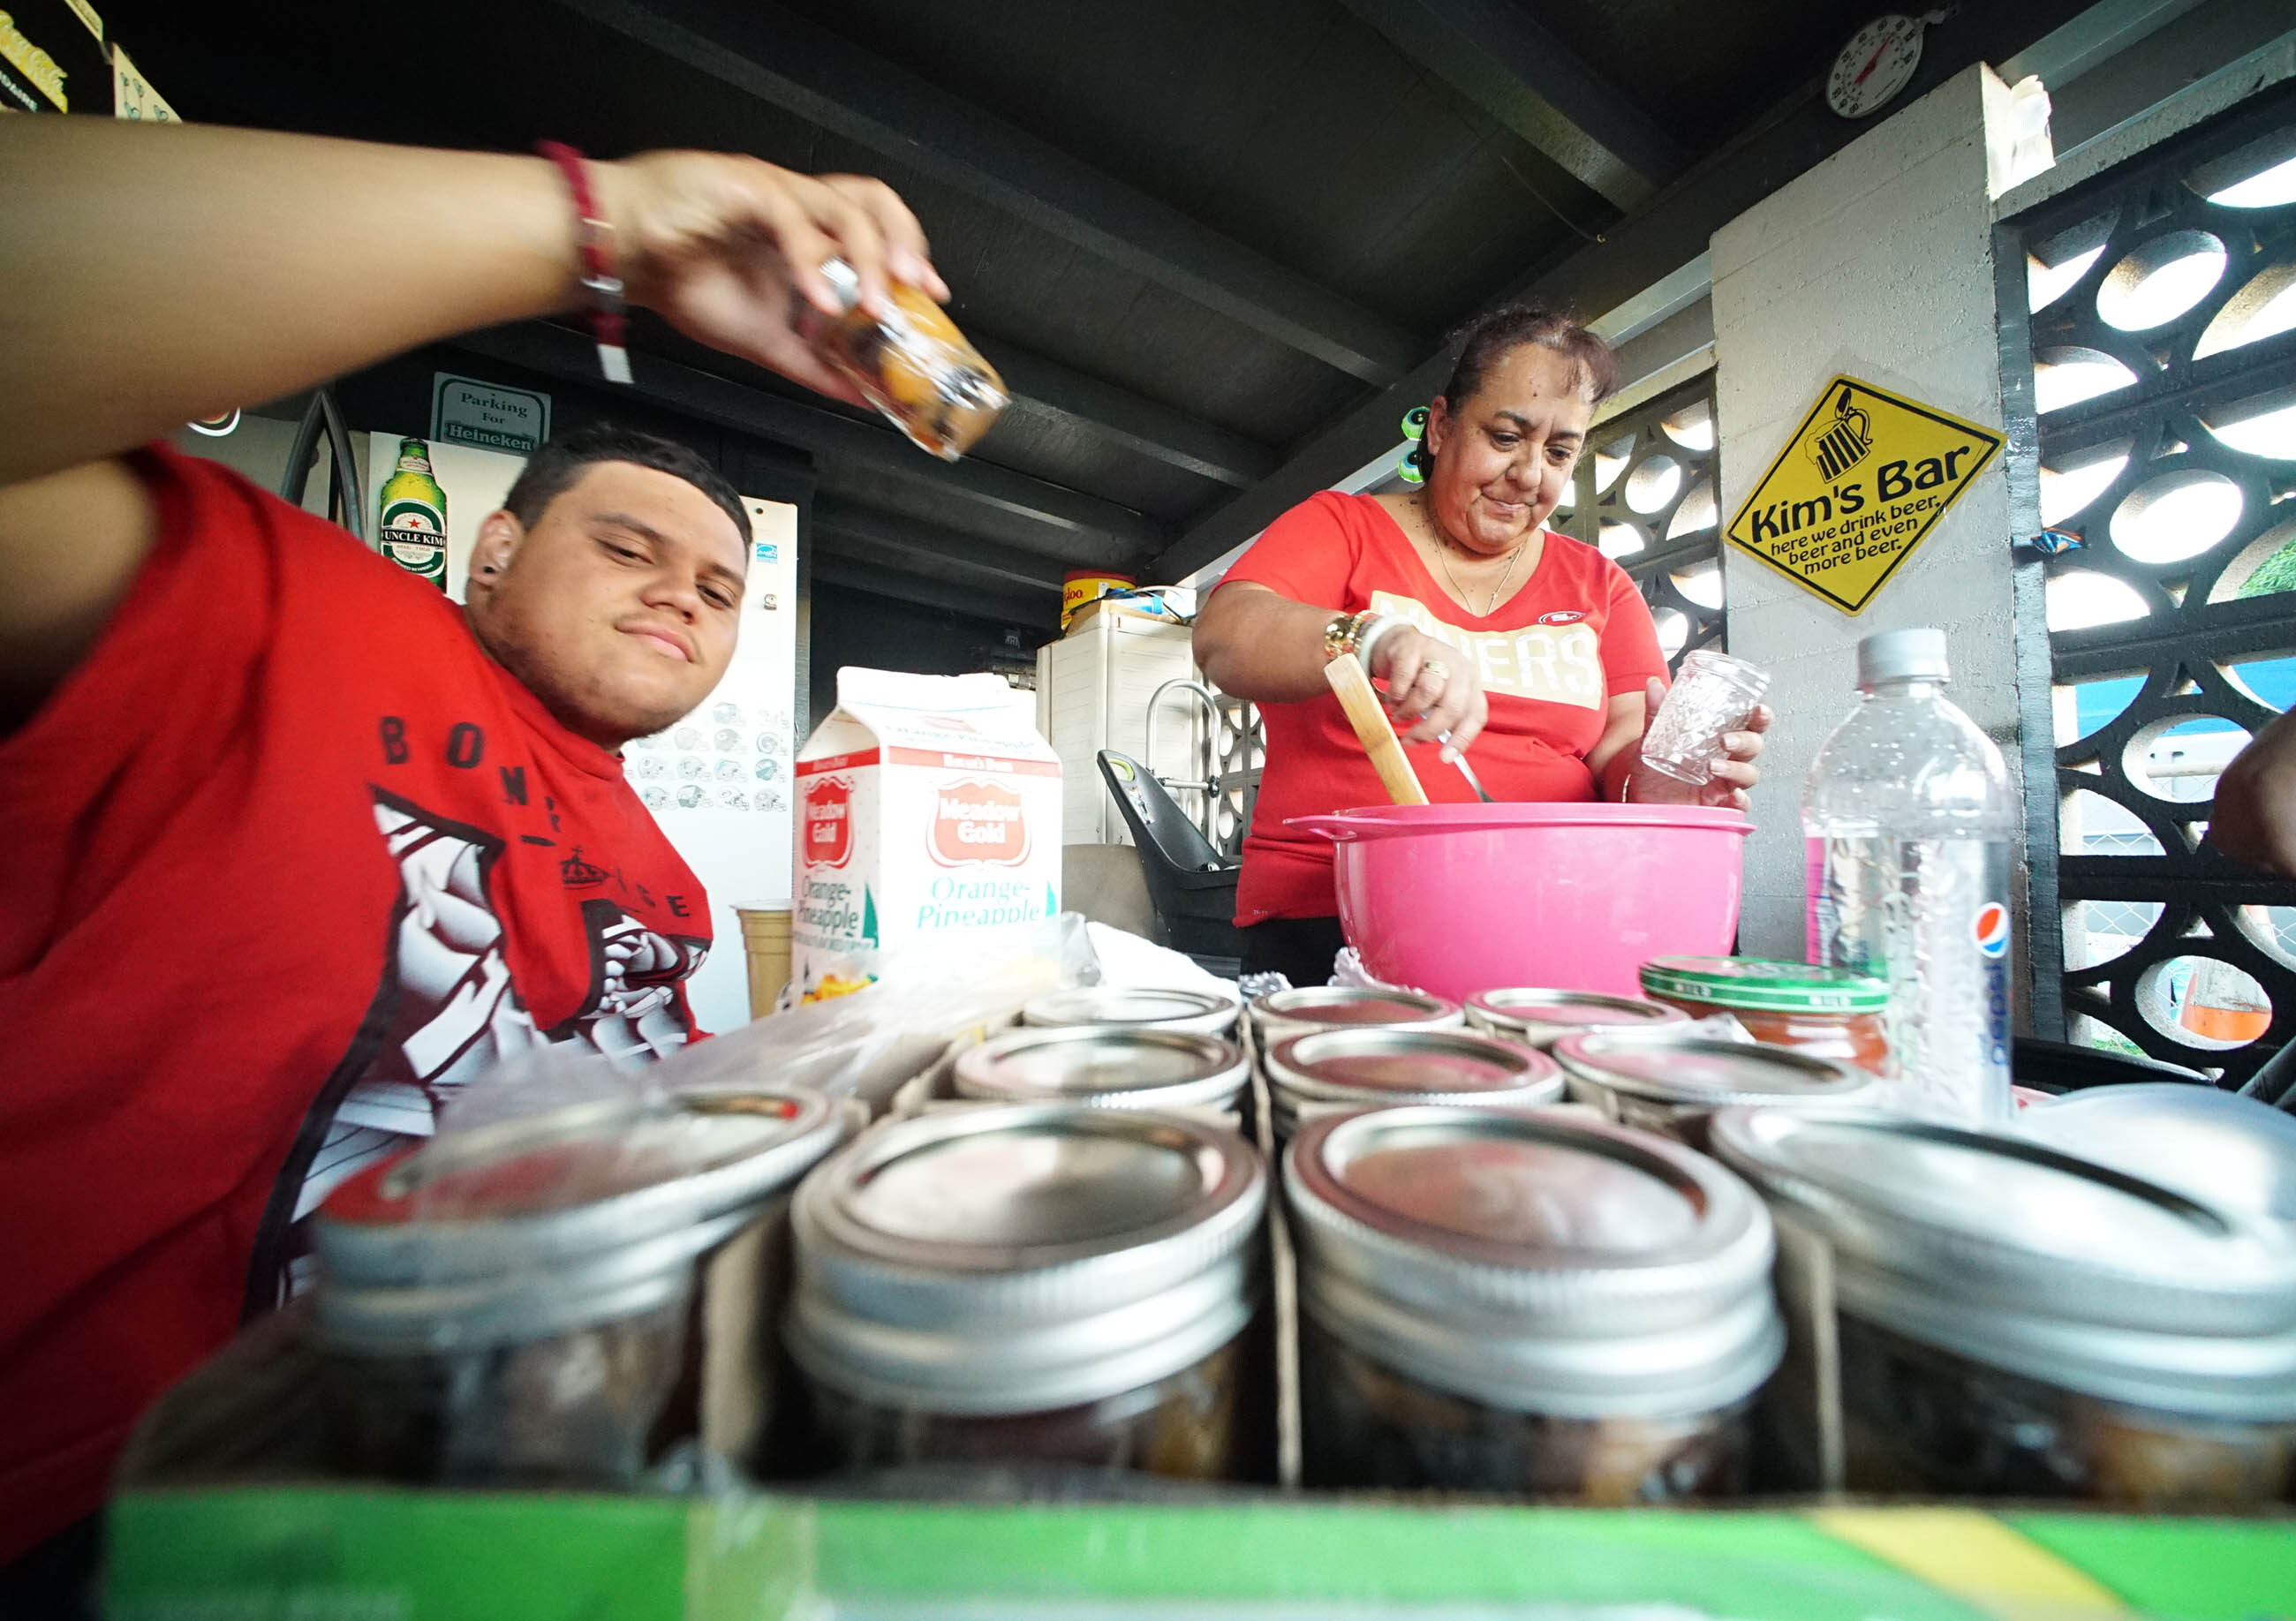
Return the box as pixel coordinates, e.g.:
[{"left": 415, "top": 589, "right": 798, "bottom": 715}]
[{"left": 1639, "top": 957, "right": 1890, "bottom": 1075}]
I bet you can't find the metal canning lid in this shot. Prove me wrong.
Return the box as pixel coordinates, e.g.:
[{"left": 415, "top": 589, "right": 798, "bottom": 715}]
[
  {"left": 316, "top": 1087, "right": 850, "bottom": 1288},
  {"left": 1285, "top": 1106, "right": 1780, "bottom": 1417},
  {"left": 318, "top": 1206, "right": 747, "bottom": 1354},
  {"left": 789, "top": 1105, "right": 1265, "bottom": 1414},
  {"left": 1711, "top": 1106, "right": 2296, "bottom": 1419},
  {"left": 1552, "top": 1034, "right": 1871, "bottom": 1110},
  {"left": 1639, "top": 956, "right": 1888, "bottom": 1014},
  {"left": 1250, "top": 985, "right": 1461, "bottom": 1039},
  {"left": 1022, "top": 984, "right": 1242, "bottom": 1037},
  {"left": 1265, "top": 1028, "right": 1563, "bottom": 1112},
  {"left": 1464, "top": 987, "right": 1690, "bottom": 1045},
  {"left": 953, "top": 1026, "right": 1249, "bottom": 1111},
  {"left": 2020, "top": 1082, "right": 2296, "bottom": 1226}
]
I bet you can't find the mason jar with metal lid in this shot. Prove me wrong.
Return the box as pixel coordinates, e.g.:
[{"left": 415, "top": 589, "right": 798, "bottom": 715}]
[
  {"left": 954, "top": 1025, "right": 1250, "bottom": 1112},
  {"left": 1250, "top": 985, "right": 1462, "bottom": 1046},
  {"left": 1285, "top": 1105, "right": 1782, "bottom": 1500},
  {"left": 1711, "top": 1106, "right": 2296, "bottom": 1506},
  {"left": 788, "top": 1104, "right": 1269, "bottom": 1480},
  {"left": 1264, "top": 1027, "right": 1564, "bottom": 1140},
  {"left": 1022, "top": 984, "right": 1243, "bottom": 1039},
  {"left": 1552, "top": 1033, "right": 1873, "bottom": 1150},
  {"left": 1638, "top": 957, "right": 1890, "bottom": 1075},
  {"left": 313, "top": 1086, "right": 851, "bottom": 1487},
  {"left": 1465, "top": 987, "right": 1690, "bottom": 1049}
]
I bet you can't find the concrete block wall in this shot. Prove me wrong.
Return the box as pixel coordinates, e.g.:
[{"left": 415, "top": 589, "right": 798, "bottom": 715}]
[{"left": 1711, "top": 65, "right": 2026, "bottom": 961}]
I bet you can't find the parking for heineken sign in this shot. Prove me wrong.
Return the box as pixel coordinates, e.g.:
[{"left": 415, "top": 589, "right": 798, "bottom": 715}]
[
  {"left": 1725, "top": 375, "right": 2002, "bottom": 614},
  {"left": 431, "top": 373, "right": 551, "bottom": 454}
]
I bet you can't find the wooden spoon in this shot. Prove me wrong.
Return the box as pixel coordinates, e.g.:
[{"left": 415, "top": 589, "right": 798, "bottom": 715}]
[{"left": 1323, "top": 653, "right": 1428, "bottom": 806}]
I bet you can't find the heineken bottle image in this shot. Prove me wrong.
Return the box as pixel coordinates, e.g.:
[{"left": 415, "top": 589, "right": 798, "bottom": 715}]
[{"left": 375, "top": 437, "right": 449, "bottom": 588}]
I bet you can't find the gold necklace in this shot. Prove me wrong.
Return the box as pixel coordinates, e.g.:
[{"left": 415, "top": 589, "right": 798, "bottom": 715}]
[{"left": 1419, "top": 496, "right": 1528, "bottom": 616}]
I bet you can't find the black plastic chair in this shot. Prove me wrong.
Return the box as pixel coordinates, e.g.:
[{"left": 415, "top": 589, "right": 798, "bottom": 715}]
[
  {"left": 1098, "top": 750, "right": 1241, "bottom": 974},
  {"left": 2011, "top": 1037, "right": 2211, "bottom": 1096}
]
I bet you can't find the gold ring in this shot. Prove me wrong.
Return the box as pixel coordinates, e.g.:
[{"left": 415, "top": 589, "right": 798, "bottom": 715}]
[{"left": 1424, "top": 660, "right": 1449, "bottom": 683}]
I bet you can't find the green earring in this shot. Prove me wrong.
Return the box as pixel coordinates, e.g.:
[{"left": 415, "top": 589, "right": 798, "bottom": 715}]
[{"left": 1398, "top": 406, "right": 1430, "bottom": 485}]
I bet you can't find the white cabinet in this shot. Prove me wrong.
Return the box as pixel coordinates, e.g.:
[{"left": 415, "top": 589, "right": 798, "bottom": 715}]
[{"left": 1036, "top": 614, "right": 1205, "bottom": 846}]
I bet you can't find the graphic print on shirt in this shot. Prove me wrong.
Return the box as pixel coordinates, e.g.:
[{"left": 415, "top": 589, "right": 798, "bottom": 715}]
[
  {"left": 289, "top": 790, "right": 706, "bottom": 1228},
  {"left": 1368, "top": 589, "right": 1605, "bottom": 708}
]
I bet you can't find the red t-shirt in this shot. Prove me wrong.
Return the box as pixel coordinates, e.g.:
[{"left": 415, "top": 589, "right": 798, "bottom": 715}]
[
  {"left": 1221, "top": 491, "right": 1668, "bottom": 924},
  {"left": 0, "top": 447, "right": 710, "bottom": 1558}
]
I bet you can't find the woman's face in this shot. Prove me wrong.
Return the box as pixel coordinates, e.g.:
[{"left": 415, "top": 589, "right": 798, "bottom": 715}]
[{"left": 1424, "top": 343, "right": 1594, "bottom": 557}]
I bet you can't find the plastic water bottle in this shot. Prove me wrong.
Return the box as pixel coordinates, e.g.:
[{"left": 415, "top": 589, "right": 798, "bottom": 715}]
[{"left": 1804, "top": 629, "right": 2016, "bottom": 1123}]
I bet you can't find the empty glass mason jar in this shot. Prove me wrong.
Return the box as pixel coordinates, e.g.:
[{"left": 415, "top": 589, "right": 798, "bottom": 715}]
[
  {"left": 1637, "top": 649, "right": 1771, "bottom": 786},
  {"left": 787, "top": 1105, "right": 1269, "bottom": 1482},
  {"left": 1711, "top": 1106, "right": 2296, "bottom": 1507},
  {"left": 1286, "top": 1105, "right": 1783, "bottom": 1502}
]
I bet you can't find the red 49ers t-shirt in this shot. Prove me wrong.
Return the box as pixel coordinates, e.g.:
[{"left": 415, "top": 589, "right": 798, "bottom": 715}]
[
  {"left": 0, "top": 446, "right": 711, "bottom": 1559},
  {"left": 1221, "top": 491, "right": 1668, "bottom": 924}
]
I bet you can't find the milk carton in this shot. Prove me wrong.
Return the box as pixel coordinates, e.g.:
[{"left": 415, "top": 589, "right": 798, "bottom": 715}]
[{"left": 792, "top": 668, "right": 1062, "bottom": 997}]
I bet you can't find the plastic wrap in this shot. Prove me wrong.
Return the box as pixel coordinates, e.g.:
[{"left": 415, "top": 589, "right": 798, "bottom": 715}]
[{"left": 659, "top": 912, "right": 1099, "bottom": 1113}]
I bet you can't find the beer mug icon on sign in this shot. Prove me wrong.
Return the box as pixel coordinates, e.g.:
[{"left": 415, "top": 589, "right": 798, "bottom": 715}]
[{"left": 1804, "top": 386, "right": 1874, "bottom": 481}]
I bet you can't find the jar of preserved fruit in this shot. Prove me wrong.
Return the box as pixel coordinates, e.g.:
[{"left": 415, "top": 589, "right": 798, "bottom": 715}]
[
  {"left": 1264, "top": 1027, "right": 1564, "bottom": 1141},
  {"left": 1464, "top": 987, "right": 1690, "bottom": 1049},
  {"left": 1250, "top": 985, "right": 1462, "bottom": 1047},
  {"left": 797, "top": 259, "right": 1008, "bottom": 461},
  {"left": 1638, "top": 957, "right": 1889, "bottom": 1074},
  {"left": 787, "top": 1105, "right": 1268, "bottom": 1481},
  {"left": 1552, "top": 1034, "right": 1872, "bottom": 1151},
  {"left": 1286, "top": 1106, "right": 1782, "bottom": 1501},
  {"left": 1023, "top": 984, "right": 1243, "bottom": 1039},
  {"left": 313, "top": 1086, "right": 850, "bottom": 1487},
  {"left": 1711, "top": 1106, "right": 2296, "bottom": 1507},
  {"left": 954, "top": 1026, "right": 1250, "bottom": 1112}
]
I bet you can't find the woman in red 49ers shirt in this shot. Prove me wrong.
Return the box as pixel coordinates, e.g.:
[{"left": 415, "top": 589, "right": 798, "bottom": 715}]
[{"left": 1194, "top": 308, "right": 1773, "bottom": 987}]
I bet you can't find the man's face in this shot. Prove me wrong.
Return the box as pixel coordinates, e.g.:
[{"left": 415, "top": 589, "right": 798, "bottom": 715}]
[{"left": 466, "top": 462, "right": 746, "bottom": 748}]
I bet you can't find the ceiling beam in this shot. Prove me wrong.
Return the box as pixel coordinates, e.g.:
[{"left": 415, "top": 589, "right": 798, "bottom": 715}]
[
  {"left": 975, "top": 338, "right": 1277, "bottom": 489},
  {"left": 812, "top": 498, "right": 1068, "bottom": 595},
  {"left": 147, "top": 24, "right": 1266, "bottom": 491},
  {"left": 1335, "top": 0, "right": 1687, "bottom": 210},
  {"left": 547, "top": 0, "right": 1421, "bottom": 383},
  {"left": 1150, "top": 6, "right": 2097, "bottom": 583},
  {"left": 446, "top": 321, "right": 1159, "bottom": 569},
  {"left": 809, "top": 554, "right": 1052, "bottom": 627}
]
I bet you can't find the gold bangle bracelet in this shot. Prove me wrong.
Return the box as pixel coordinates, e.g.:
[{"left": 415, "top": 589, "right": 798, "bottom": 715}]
[{"left": 1323, "top": 609, "right": 1377, "bottom": 663}]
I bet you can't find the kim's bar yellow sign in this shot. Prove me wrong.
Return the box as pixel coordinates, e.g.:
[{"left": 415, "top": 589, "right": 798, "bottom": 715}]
[{"left": 1725, "top": 376, "right": 2003, "bottom": 614}]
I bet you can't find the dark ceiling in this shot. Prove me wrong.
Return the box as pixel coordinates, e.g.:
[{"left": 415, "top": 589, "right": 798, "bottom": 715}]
[{"left": 106, "top": 0, "right": 2094, "bottom": 630}]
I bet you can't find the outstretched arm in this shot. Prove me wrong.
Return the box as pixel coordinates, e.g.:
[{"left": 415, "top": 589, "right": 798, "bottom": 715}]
[
  {"left": 0, "top": 117, "right": 942, "bottom": 482},
  {"left": 0, "top": 117, "right": 943, "bottom": 726}
]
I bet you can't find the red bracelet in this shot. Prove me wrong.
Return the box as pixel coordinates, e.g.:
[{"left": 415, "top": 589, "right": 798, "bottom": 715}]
[{"left": 537, "top": 140, "right": 632, "bottom": 385}]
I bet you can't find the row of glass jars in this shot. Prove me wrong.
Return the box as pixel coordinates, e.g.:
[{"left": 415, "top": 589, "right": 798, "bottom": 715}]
[
  {"left": 306, "top": 971, "right": 2296, "bottom": 1507},
  {"left": 777, "top": 976, "right": 2296, "bottom": 1506}
]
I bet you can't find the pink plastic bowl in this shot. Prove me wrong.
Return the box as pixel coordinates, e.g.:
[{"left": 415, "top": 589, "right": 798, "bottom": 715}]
[{"left": 1289, "top": 802, "right": 1752, "bottom": 1002}]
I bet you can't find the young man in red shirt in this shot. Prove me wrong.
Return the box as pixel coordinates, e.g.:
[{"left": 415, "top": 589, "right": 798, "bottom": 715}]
[{"left": 0, "top": 115, "right": 945, "bottom": 1600}]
